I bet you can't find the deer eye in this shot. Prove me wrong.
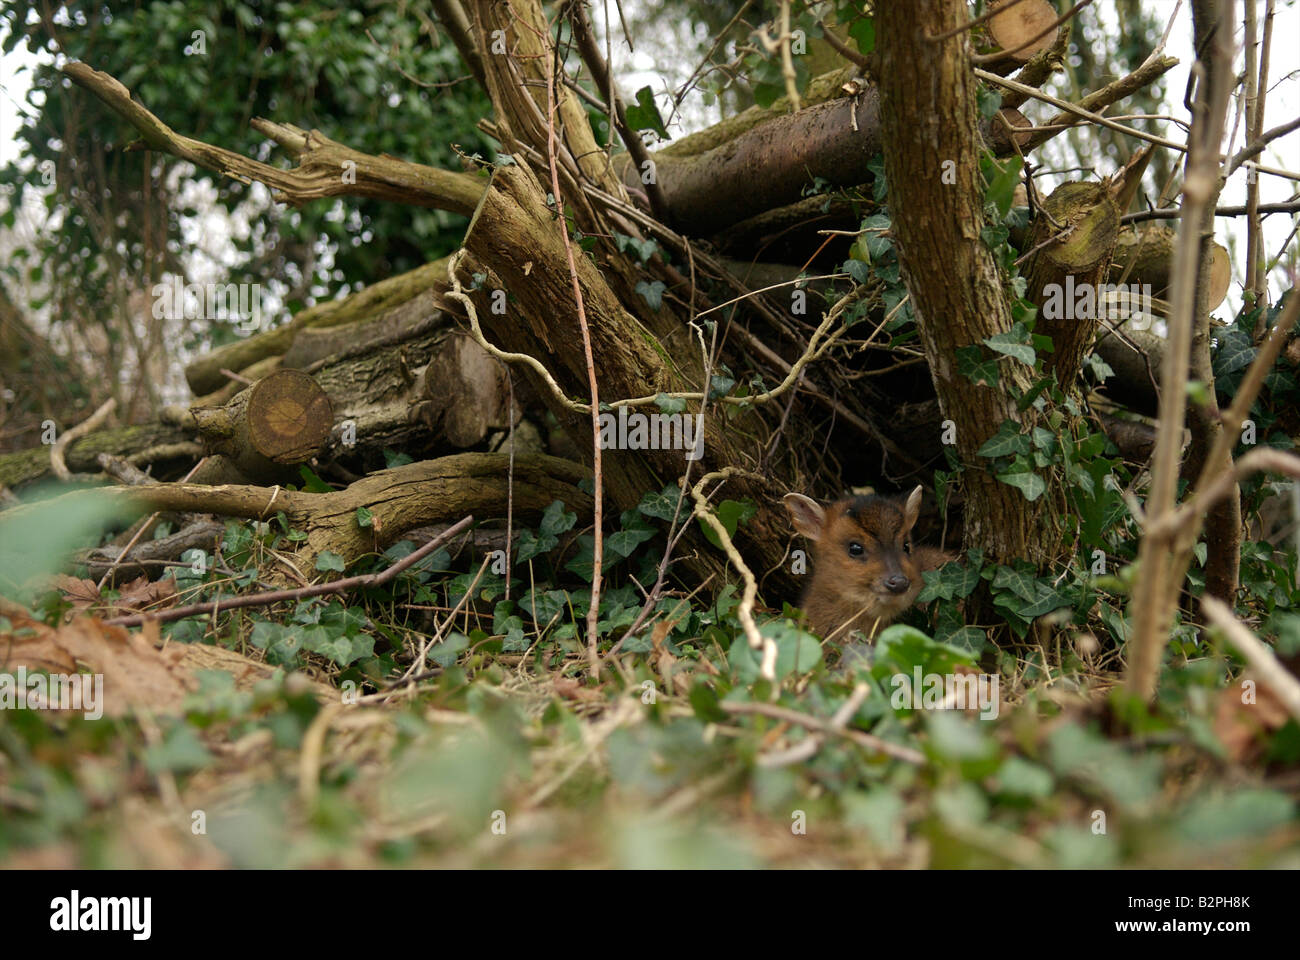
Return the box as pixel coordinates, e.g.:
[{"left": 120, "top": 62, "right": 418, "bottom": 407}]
[
  {"left": 903, "top": 542, "right": 912, "bottom": 554},
  {"left": 847, "top": 542, "right": 865, "bottom": 557}
]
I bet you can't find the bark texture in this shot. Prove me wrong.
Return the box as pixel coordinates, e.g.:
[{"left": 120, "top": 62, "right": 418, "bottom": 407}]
[{"left": 876, "top": 0, "right": 1050, "bottom": 566}]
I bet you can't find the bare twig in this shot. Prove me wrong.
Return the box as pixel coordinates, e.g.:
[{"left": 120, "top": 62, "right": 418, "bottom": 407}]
[
  {"left": 50, "top": 398, "right": 116, "bottom": 481},
  {"left": 1202, "top": 595, "right": 1300, "bottom": 724},
  {"left": 542, "top": 11, "right": 604, "bottom": 679},
  {"left": 97, "top": 456, "right": 208, "bottom": 590},
  {"left": 1122, "top": 198, "right": 1300, "bottom": 223},
  {"left": 688, "top": 468, "right": 777, "bottom": 685},
  {"left": 1126, "top": 0, "right": 1236, "bottom": 701},
  {"left": 720, "top": 689, "right": 925, "bottom": 765},
  {"left": 568, "top": 0, "right": 671, "bottom": 221},
  {"left": 104, "top": 515, "right": 474, "bottom": 628}
]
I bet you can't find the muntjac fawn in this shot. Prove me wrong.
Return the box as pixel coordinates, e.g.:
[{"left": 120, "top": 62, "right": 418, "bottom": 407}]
[{"left": 783, "top": 486, "right": 953, "bottom": 642}]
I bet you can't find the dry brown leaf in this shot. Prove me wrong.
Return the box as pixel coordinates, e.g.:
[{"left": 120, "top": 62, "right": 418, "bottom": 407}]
[
  {"left": 0, "top": 612, "right": 193, "bottom": 716},
  {"left": 50, "top": 574, "right": 103, "bottom": 609},
  {"left": 553, "top": 676, "right": 603, "bottom": 702},
  {"left": 650, "top": 617, "right": 692, "bottom": 696},
  {"left": 1213, "top": 671, "right": 1291, "bottom": 764},
  {"left": 51, "top": 573, "right": 178, "bottom": 617},
  {"left": 0, "top": 612, "right": 79, "bottom": 674},
  {"left": 114, "top": 575, "right": 178, "bottom": 613}
]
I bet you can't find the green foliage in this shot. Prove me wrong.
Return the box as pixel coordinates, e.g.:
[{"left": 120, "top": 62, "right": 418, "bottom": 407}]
[
  {"left": 0, "top": 486, "right": 138, "bottom": 603},
  {"left": 624, "top": 85, "right": 670, "bottom": 141},
  {"left": 0, "top": 0, "right": 493, "bottom": 366},
  {"left": 698, "top": 498, "right": 756, "bottom": 549}
]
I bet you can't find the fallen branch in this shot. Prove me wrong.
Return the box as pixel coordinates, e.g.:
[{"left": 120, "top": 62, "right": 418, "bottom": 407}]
[
  {"left": 105, "top": 515, "right": 474, "bottom": 628},
  {"left": 5, "top": 452, "right": 591, "bottom": 568},
  {"left": 719, "top": 690, "right": 925, "bottom": 765},
  {"left": 688, "top": 468, "right": 777, "bottom": 685},
  {"left": 1201, "top": 595, "right": 1300, "bottom": 725},
  {"left": 62, "top": 61, "right": 482, "bottom": 214},
  {"left": 51, "top": 399, "right": 116, "bottom": 481}
]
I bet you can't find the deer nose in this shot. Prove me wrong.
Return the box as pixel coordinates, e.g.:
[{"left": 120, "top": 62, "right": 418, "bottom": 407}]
[{"left": 882, "top": 574, "right": 911, "bottom": 594}]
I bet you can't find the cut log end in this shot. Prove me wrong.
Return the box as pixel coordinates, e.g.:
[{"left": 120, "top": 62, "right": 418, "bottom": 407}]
[
  {"left": 191, "top": 369, "right": 334, "bottom": 483},
  {"left": 984, "top": 0, "right": 1060, "bottom": 72},
  {"left": 247, "top": 369, "right": 333, "bottom": 464},
  {"left": 1111, "top": 225, "right": 1231, "bottom": 312}
]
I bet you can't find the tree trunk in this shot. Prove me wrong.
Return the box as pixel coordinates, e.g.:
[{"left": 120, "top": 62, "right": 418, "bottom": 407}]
[{"left": 876, "top": 0, "right": 1051, "bottom": 566}]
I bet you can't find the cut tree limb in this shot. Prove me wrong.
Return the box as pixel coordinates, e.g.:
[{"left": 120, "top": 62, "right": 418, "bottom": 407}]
[
  {"left": 186, "top": 255, "right": 453, "bottom": 395},
  {"left": 1111, "top": 225, "right": 1231, "bottom": 312},
  {"left": 976, "top": 0, "right": 1065, "bottom": 74},
  {"left": 7, "top": 453, "right": 592, "bottom": 567},
  {"left": 190, "top": 370, "right": 333, "bottom": 485},
  {"left": 0, "top": 422, "right": 197, "bottom": 491},
  {"left": 63, "top": 62, "right": 483, "bottom": 215},
  {"left": 624, "top": 88, "right": 1036, "bottom": 237},
  {"left": 1022, "top": 180, "right": 1120, "bottom": 386}
]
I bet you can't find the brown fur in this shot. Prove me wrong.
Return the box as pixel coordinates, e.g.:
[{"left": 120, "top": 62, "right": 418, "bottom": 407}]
[{"left": 784, "top": 486, "right": 954, "bottom": 642}]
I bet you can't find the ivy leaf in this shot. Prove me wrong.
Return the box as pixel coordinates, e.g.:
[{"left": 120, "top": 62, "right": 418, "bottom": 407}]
[
  {"left": 983, "top": 329, "right": 1036, "bottom": 365},
  {"left": 298, "top": 466, "right": 332, "bottom": 493},
  {"left": 514, "top": 529, "right": 556, "bottom": 564},
  {"left": 689, "top": 681, "right": 730, "bottom": 723},
  {"left": 998, "top": 468, "right": 1047, "bottom": 502},
  {"left": 310, "top": 632, "right": 374, "bottom": 667},
  {"left": 615, "top": 233, "right": 659, "bottom": 263},
  {"left": 654, "top": 393, "right": 686, "bottom": 414},
  {"left": 982, "top": 154, "right": 1022, "bottom": 218},
  {"left": 540, "top": 500, "right": 578, "bottom": 538},
  {"left": 636, "top": 279, "right": 666, "bottom": 310},
  {"left": 976, "top": 86, "right": 1003, "bottom": 120},
  {"left": 956, "top": 345, "right": 999, "bottom": 386},
  {"left": 1212, "top": 327, "right": 1255, "bottom": 379},
  {"left": 356, "top": 506, "right": 375, "bottom": 528},
  {"left": 991, "top": 565, "right": 1038, "bottom": 602},
  {"left": 842, "top": 257, "right": 871, "bottom": 284},
  {"left": 938, "top": 625, "right": 987, "bottom": 656},
  {"left": 977, "top": 421, "right": 1030, "bottom": 459},
  {"left": 995, "top": 756, "right": 1054, "bottom": 799},
  {"left": 430, "top": 631, "right": 470, "bottom": 666},
  {"left": 625, "top": 85, "right": 669, "bottom": 140},
  {"left": 849, "top": 15, "right": 876, "bottom": 54},
  {"left": 1030, "top": 427, "right": 1057, "bottom": 452},
  {"left": 1019, "top": 583, "right": 1074, "bottom": 618},
  {"left": 143, "top": 724, "right": 213, "bottom": 774},
  {"left": 638, "top": 484, "right": 685, "bottom": 522},
  {"left": 917, "top": 562, "right": 982, "bottom": 603},
  {"left": 499, "top": 614, "right": 528, "bottom": 652},
  {"left": 316, "top": 551, "right": 346, "bottom": 573},
  {"left": 607, "top": 526, "right": 657, "bottom": 558},
  {"left": 699, "top": 499, "right": 757, "bottom": 548},
  {"left": 519, "top": 588, "right": 568, "bottom": 624},
  {"left": 1086, "top": 353, "right": 1115, "bottom": 381},
  {"left": 564, "top": 534, "right": 616, "bottom": 582},
  {"left": 708, "top": 373, "right": 736, "bottom": 399}
]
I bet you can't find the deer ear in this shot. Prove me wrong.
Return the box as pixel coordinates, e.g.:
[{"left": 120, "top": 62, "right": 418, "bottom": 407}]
[
  {"left": 902, "top": 485, "right": 923, "bottom": 533},
  {"left": 783, "top": 493, "right": 826, "bottom": 541}
]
